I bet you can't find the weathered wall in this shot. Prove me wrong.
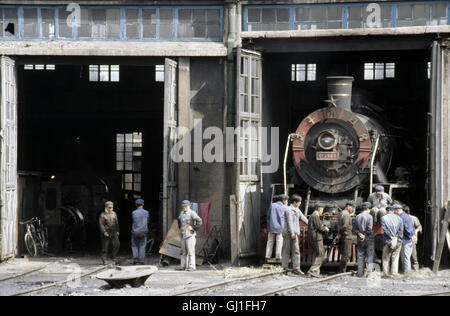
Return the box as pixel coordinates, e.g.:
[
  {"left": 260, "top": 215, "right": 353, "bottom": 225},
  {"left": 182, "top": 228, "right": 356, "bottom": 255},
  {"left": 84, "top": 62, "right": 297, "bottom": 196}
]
[{"left": 188, "top": 58, "right": 230, "bottom": 255}]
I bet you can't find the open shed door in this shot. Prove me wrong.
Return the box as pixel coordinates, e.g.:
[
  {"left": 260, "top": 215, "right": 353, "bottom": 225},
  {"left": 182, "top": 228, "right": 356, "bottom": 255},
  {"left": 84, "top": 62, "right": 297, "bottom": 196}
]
[
  {"left": 231, "top": 49, "right": 262, "bottom": 264},
  {"left": 0, "top": 56, "right": 17, "bottom": 261},
  {"left": 162, "top": 58, "right": 178, "bottom": 237},
  {"left": 429, "top": 40, "right": 450, "bottom": 270}
]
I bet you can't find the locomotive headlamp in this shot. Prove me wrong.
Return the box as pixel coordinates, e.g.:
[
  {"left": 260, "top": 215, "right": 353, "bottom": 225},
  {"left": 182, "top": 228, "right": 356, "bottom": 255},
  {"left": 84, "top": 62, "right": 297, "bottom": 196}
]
[{"left": 318, "top": 131, "right": 337, "bottom": 150}]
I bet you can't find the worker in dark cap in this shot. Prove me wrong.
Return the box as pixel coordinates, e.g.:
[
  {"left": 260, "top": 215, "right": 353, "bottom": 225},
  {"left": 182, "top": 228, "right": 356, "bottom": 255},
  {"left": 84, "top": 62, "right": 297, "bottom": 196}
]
[
  {"left": 99, "top": 201, "right": 120, "bottom": 265},
  {"left": 337, "top": 202, "right": 356, "bottom": 273},
  {"left": 177, "top": 200, "right": 203, "bottom": 271},
  {"left": 368, "top": 185, "right": 392, "bottom": 224},
  {"left": 353, "top": 202, "right": 374, "bottom": 277},
  {"left": 131, "top": 198, "right": 149, "bottom": 265},
  {"left": 306, "top": 204, "right": 329, "bottom": 278},
  {"left": 265, "top": 194, "right": 289, "bottom": 262}
]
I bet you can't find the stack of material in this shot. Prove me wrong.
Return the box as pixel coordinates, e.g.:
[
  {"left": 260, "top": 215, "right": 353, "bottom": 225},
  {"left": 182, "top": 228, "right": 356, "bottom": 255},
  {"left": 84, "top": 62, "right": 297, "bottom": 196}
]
[{"left": 159, "top": 220, "right": 204, "bottom": 265}]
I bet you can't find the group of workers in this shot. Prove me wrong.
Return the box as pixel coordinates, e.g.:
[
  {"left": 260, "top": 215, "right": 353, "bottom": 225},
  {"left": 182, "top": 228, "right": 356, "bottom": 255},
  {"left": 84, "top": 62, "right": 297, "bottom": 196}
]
[
  {"left": 99, "top": 199, "right": 202, "bottom": 270},
  {"left": 266, "top": 185, "right": 422, "bottom": 278}
]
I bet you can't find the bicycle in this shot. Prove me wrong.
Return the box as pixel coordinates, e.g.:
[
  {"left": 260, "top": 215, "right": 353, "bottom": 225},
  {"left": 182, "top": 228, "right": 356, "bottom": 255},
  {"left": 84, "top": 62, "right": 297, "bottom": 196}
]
[{"left": 20, "top": 217, "right": 48, "bottom": 257}]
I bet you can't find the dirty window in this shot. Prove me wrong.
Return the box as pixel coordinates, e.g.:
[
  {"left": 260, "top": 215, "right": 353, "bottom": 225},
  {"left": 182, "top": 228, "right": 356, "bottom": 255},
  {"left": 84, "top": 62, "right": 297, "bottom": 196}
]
[
  {"left": 291, "top": 64, "right": 316, "bottom": 82},
  {"left": 89, "top": 65, "right": 120, "bottom": 82},
  {"left": 364, "top": 62, "right": 395, "bottom": 80},
  {"left": 117, "top": 132, "right": 143, "bottom": 196},
  {"left": 58, "top": 8, "right": 72, "bottom": 38},
  {"left": 4, "top": 8, "right": 18, "bottom": 38},
  {"left": 23, "top": 8, "right": 38, "bottom": 38},
  {"left": 125, "top": 8, "right": 139, "bottom": 39},
  {"left": 159, "top": 8, "right": 173, "bottom": 39},
  {"left": 294, "top": 6, "right": 341, "bottom": 30},
  {"left": 142, "top": 9, "right": 156, "bottom": 38},
  {"left": 41, "top": 8, "right": 55, "bottom": 38},
  {"left": 106, "top": 8, "right": 120, "bottom": 38},
  {"left": 247, "top": 8, "right": 290, "bottom": 31}
]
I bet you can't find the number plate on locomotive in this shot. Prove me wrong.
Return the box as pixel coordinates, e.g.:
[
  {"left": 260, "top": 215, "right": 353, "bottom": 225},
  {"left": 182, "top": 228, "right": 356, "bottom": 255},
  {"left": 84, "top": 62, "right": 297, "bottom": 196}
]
[{"left": 316, "top": 151, "right": 338, "bottom": 161}]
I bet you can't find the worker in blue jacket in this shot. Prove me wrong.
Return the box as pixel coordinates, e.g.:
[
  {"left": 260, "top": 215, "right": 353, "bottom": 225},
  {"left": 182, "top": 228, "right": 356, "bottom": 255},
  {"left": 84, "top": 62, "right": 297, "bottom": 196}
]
[
  {"left": 393, "top": 204, "right": 416, "bottom": 274},
  {"left": 265, "top": 194, "right": 289, "bottom": 262}
]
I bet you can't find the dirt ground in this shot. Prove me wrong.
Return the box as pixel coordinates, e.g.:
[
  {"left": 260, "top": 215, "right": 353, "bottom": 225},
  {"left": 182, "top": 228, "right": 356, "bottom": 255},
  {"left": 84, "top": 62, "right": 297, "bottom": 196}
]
[{"left": 0, "top": 254, "right": 449, "bottom": 296}]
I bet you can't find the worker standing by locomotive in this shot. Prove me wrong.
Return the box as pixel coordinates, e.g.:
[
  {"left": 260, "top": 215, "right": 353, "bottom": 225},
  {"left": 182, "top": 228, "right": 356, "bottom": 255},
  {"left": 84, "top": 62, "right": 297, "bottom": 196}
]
[
  {"left": 337, "top": 202, "right": 355, "bottom": 273},
  {"left": 405, "top": 206, "right": 422, "bottom": 272},
  {"left": 368, "top": 185, "right": 392, "bottom": 223},
  {"left": 394, "top": 204, "right": 416, "bottom": 274},
  {"left": 380, "top": 205, "right": 403, "bottom": 277},
  {"left": 99, "top": 201, "right": 120, "bottom": 265},
  {"left": 265, "top": 194, "right": 289, "bottom": 262},
  {"left": 282, "top": 194, "right": 308, "bottom": 275},
  {"left": 306, "top": 204, "right": 329, "bottom": 278},
  {"left": 353, "top": 202, "right": 374, "bottom": 277},
  {"left": 177, "top": 200, "right": 203, "bottom": 271}
]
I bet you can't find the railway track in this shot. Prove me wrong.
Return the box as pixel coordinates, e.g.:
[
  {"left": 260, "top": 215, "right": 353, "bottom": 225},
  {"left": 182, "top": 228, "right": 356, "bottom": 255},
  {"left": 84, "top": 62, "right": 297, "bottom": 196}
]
[
  {"left": 172, "top": 270, "right": 284, "bottom": 296},
  {"left": 5, "top": 264, "right": 109, "bottom": 296},
  {"left": 0, "top": 262, "right": 54, "bottom": 283},
  {"left": 172, "top": 270, "right": 353, "bottom": 296}
]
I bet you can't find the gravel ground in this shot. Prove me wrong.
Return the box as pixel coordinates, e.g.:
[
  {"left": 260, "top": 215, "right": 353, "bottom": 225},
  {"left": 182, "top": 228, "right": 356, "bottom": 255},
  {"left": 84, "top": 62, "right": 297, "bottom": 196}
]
[{"left": 0, "top": 255, "right": 449, "bottom": 296}]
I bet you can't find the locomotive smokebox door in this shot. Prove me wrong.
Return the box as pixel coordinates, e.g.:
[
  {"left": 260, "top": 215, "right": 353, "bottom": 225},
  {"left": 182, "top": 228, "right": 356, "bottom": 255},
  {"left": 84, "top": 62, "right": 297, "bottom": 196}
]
[{"left": 292, "top": 76, "right": 392, "bottom": 195}]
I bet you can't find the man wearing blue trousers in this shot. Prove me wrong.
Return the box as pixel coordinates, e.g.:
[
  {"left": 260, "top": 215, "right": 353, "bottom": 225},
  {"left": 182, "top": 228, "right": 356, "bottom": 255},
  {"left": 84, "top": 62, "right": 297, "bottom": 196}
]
[{"left": 131, "top": 199, "right": 149, "bottom": 265}]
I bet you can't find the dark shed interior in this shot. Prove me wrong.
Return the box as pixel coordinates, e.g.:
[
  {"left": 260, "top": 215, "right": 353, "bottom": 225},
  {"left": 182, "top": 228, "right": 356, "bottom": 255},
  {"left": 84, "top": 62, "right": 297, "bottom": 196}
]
[{"left": 17, "top": 58, "right": 165, "bottom": 253}]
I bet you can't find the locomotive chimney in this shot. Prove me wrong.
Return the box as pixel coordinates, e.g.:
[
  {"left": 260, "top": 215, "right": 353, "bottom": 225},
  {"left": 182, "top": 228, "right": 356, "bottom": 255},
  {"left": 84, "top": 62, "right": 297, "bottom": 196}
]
[{"left": 326, "top": 76, "right": 354, "bottom": 112}]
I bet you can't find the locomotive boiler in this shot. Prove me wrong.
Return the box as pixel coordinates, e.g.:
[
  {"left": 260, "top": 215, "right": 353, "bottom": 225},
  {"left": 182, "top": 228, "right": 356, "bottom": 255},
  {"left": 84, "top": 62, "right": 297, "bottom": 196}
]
[{"left": 291, "top": 76, "right": 394, "bottom": 211}]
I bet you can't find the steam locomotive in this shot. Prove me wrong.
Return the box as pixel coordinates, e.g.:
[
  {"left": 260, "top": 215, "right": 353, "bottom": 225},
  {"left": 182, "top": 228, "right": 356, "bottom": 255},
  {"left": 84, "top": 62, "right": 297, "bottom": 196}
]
[
  {"left": 290, "top": 76, "right": 397, "bottom": 267},
  {"left": 292, "top": 76, "right": 394, "bottom": 211}
]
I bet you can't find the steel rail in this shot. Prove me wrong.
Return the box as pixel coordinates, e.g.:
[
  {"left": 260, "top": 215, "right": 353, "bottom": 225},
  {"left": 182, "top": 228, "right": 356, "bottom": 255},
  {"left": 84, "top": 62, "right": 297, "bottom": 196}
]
[
  {"left": 0, "top": 263, "right": 54, "bottom": 282},
  {"left": 7, "top": 265, "right": 109, "bottom": 296},
  {"left": 255, "top": 272, "right": 352, "bottom": 296},
  {"left": 172, "top": 270, "right": 284, "bottom": 296},
  {"left": 412, "top": 290, "right": 450, "bottom": 297}
]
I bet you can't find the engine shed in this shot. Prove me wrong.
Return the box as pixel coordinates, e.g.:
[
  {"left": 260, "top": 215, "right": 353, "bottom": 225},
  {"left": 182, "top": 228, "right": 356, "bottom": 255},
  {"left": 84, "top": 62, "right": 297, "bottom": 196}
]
[{"left": 0, "top": 0, "right": 449, "bottom": 270}]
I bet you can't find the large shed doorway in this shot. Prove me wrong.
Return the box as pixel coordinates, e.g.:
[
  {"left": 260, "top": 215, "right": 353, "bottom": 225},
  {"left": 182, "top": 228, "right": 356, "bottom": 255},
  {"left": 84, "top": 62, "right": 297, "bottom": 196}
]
[{"left": 15, "top": 57, "right": 170, "bottom": 254}]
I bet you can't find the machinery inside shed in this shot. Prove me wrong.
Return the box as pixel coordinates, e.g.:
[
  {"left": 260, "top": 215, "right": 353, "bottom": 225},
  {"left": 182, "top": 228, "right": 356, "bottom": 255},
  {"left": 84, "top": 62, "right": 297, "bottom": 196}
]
[
  {"left": 16, "top": 58, "right": 165, "bottom": 253},
  {"left": 258, "top": 46, "right": 435, "bottom": 263}
]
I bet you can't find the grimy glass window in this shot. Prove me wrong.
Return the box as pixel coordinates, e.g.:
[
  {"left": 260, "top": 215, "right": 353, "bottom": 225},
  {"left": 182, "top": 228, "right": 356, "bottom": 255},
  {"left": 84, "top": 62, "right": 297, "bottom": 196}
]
[
  {"left": 397, "top": 4, "right": 447, "bottom": 27},
  {"left": 116, "top": 132, "right": 143, "bottom": 198},
  {"left": 364, "top": 63, "right": 395, "bottom": 80},
  {"left": 238, "top": 51, "right": 262, "bottom": 181},
  {"left": 348, "top": 5, "right": 392, "bottom": 28},
  {"left": 294, "top": 6, "right": 342, "bottom": 30},
  {"left": 41, "top": 8, "right": 55, "bottom": 38},
  {"left": 4, "top": 8, "right": 18, "bottom": 38},
  {"left": 247, "top": 7, "right": 290, "bottom": 31},
  {"left": 89, "top": 65, "right": 120, "bottom": 82},
  {"left": 0, "top": 5, "right": 223, "bottom": 41},
  {"left": 23, "top": 8, "right": 38, "bottom": 38},
  {"left": 291, "top": 64, "right": 316, "bottom": 82}
]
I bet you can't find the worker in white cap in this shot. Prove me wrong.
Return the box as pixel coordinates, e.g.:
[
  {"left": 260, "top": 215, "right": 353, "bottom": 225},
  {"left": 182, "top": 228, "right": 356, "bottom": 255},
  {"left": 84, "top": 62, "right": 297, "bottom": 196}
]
[{"left": 177, "top": 200, "right": 203, "bottom": 271}]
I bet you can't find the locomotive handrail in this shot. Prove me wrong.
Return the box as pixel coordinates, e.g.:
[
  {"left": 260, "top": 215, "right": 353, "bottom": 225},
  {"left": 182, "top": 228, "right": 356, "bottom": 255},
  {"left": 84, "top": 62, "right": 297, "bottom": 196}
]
[{"left": 369, "top": 135, "right": 381, "bottom": 195}]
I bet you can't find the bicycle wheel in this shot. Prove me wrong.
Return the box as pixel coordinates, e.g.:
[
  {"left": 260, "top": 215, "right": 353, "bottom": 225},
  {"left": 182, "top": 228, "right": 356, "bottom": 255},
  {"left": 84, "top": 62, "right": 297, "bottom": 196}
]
[{"left": 24, "top": 233, "right": 38, "bottom": 257}]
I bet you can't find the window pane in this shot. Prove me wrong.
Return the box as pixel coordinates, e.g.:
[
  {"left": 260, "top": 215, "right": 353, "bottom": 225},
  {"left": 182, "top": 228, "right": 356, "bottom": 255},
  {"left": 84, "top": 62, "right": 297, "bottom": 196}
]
[
  {"left": 106, "top": 9, "right": 120, "bottom": 38},
  {"left": 143, "top": 9, "right": 156, "bottom": 38},
  {"left": 89, "top": 65, "right": 98, "bottom": 82},
  {"left": 78, "top": 8, "right": 91, "bottom": 38},
  {"left": 100, "top": 65, "right": 109, "bottom": 81},
  {"left": 92, "top": 9, "right": 107, "bottom": 38},
  {"left": 4, "top": 8, "right": 18, "bottom": 38},
  {"left": 126, "top": 9, "right": 139, "bottom": 39},
  {"left": 41, "top": 8, "right": 55, "bottom": 38},
  {"left": 248, "top": 8, "right": 261, "bottom": 23},
  {"left": 207, "top": 9, "right": 220, "bottom": 24},
  {"left": 385, "top": 63, "right": 395, "bottom": 78},
  {"left": 193, "top": 9, "right": 206, "bottom": 23},
  {"left": 375, "top": 63, "right": 384, "bottom": 80},
  {"left": 160, "top": 9, "right": 173, "bottom": 38},
  {"left": 364, "top": 63, "right": 374, "bottom": 80},
  {"left": 23, "top": 8, "right": 38, "bottom": 38},
  {"left": 110, "top": 65, "right": 120, "bottom": 82},
  {"left": 58, "top": 8, "right": 72, "bottom": 38}
]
